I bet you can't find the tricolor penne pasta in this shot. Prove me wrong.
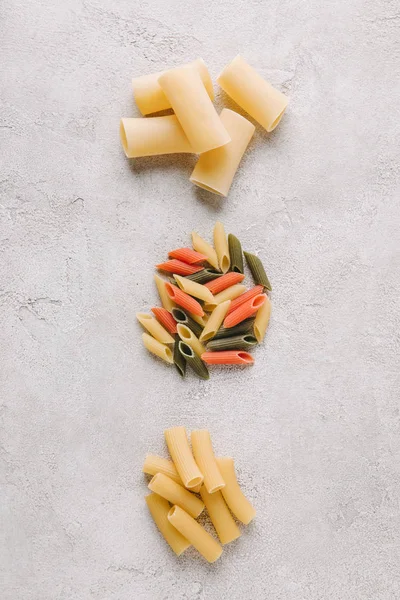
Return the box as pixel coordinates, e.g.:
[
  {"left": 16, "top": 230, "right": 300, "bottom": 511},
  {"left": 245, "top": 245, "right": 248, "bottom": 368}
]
[
  {"left": 204, "top": 271, "right": 244, "bottom": 295},
  {"left": 173, "top": 334, "right": 186, "bottom": 377},
  {"left": 199, "top": 300, "right": 231, "bottom": 342},
  {"left": 185, "top": 269, "right": 223, "bottom": 285},
  {"left": 154, "top": 274, "right": 176, "bottom": 312},
  {"left": 168, "top": 248, "right": 208, "bottom": 264},
  {"left": 254, "top": 295, "right": 271, "bottom": 342},
  {"left": 212, "top": 318, "right": 255, "bottom": 340},
  {"left": 206, "top": 334, "right": 257, "bottom": 352},
  {"left": 151, "top": 307, "right": 178, "bottom": 335},
  {"left": 191, "top": 232, "right": 219, "bottom": 270},
  {"left": 203, "top": 284, "right": 246, "bottom": 312},
  {"left": 201, "top": 351, "right": 254, "bottom": 365},
  {"left": 142, "top": 333, "right": 174, "bottom": 364},
  {"left": 228, "top": 233, "right": 244, "bottom": 274},
  {"left": 165, "top": 283, "right": 204, "bottom": 317},
  {"left": 172, "top": 308, "right": 203, "bottom": 338},
  {"left": 223, "top": 294, "right": 266, "bottom": 328},
  {"left": 173, "top": 275, "right": 214, "bottom": 303},
  {"left": 177, "top": 324, "right": 205, "bottom": 357},
  {"left": 179, "top": 342, "right": 210, "bottom": 380},
  {"left": 227, "top": 285, "right": 264, "bottom": 315},
  {"left": 136, "top": 313, "right": 175, "bottom": 344},
  {"left": 213, "top": 222, "right": 230, "bottom": 273},
  {"left": 243, "top": 252, "right": 272, "bottom": 290},
  {"left": 156, "top": 260, "right": 203, "bottom": 276}
]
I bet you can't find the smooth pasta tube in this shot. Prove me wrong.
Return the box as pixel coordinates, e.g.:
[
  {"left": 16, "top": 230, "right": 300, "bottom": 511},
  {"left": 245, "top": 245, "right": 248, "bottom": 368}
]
[
  {"left": 156, "top": 260, "right": 203, "bottom": 276},
  {"left": 151, "top": 307, "right": 177, "bottom": 335},
  {"left": 217, "top": 55, "right": 289, "bottom": 132},
  {"left": 228, "top": 233, "right": 244, "bottom": 273},
  {"left": 205, "top": 272, "right": 244, "bottom": 295},
  {"left": 154, "top": 274, "right": 175, "bottom": 312},
  {"left": 212, "top": 318, "right": 255, "bottom": 340},
  {"left": 216, "top": 457, "right": 256, "bottom": 524},
  {"left": 172, "top": 308, "right": 203, "bottom": 338},
  {"left": 120, "top": 116, "right": 193, "bottom": 158},
  {"left": 190, "top": 109, "right": 255, "bottom": 197},
  {"left": 165, "top": 283, "right": 204, "bottom": 317},
  {"left": 254, "top": 295, "right": 271, "bottom": 342},
  {"left": 132, "top": 58, "right": 214, "bottom": 116},
  {"left": 203, "top": 284, "right": 246, "bottom": 312},
  {"left": 168, "top": 248, "right": 208, "bottom": 264},
  {"left": 185, "top": 269, "right": 223, "bottom": 285},
  {"left": 168, "top": 506, "right": 223, "bottom": 563},
  {"left": 179, "top": 342, "right": 210, "bottom": 380},
  {"left": 227, "top": 285, "right": 264, "bottom": 315},
  {"left": 149, "top": 473, "right": 204, "bottom": 518},
  {"left": 201, "top": 351, "right": 254, "bottom": 365},
  {"left": 200, "top": 486, "right": 241, "bottom": 545},
  {"left": 158, "top": 68, "right": 231, "bottom": 154},
  {"left": 173, "top": 275, "right": 214, "bottom": 303},
  {"left": 143, "top": 455, "right": 183, "bottom": 485},
  {"left": 223, "top": 294, "right": 267, "bottom": 328},
  {"left": 142, "top": 333, "right": 173, "bottom": 364},
  {"left": 164, "top": 426, "right": 204, "bottom": 489},
  {"left": 136, "top": 313, "right": 174, "bottom": 344},
  {"left": 173, "top": 334, "right": 186, "bottom": 377},
  {"left": 191, "top": 430, "right": 225, "bottom": 494},
  {"left": 213, "top": 222, "right": 230, "bottom": 273},
  {"left": 199, "top": 300, "right": 231, "bottom": 342},
  {"left": 177, "top": 324, "right": 205, "bottom": 357},
  {"left": 243, "top": 252, "right": 272, "bottom": 290},
  {"left": 145, "top": 493, "right": 190, "bottom": 556},
  {"left": 206, "top": 334, "right": 257, "bottom": 352},
  {"left": 191, "top": 232, "right": 219, "bottom": 270}
]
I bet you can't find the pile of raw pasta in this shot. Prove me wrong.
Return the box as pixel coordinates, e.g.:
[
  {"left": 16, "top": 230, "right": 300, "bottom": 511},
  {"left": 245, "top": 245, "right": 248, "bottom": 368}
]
[
  {"left": 120, "top": 55, "right": 288, "bottom": 196},
  {"left": 144, "top": 426, "right": 255, "bottom": 563},
  {"left": 138, "top": 222, "right": 272, "bottom": 379}
]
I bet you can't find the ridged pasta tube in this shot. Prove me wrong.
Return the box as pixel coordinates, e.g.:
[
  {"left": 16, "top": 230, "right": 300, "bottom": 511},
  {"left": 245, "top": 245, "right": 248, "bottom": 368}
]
[
  {"left": 191, "top": 430, "right": 225, "bottom": 494},
  {"left": 216, "top": 457, "right": 256, "bottom": 524},
  {"left": 168, "top": 505, "right": 223, "bottom": 563},
  {"left": 164, "top": 426, "right": 204, "bottom": 489},
  {"left": 148, "top": 473, "right": 204, "bottom": 518},
  {"left": 145, "top": 493, "right": 190, "bottom": 556}
]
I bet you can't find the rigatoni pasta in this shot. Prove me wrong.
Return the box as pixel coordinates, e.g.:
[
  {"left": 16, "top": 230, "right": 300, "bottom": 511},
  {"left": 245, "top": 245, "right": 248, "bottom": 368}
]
[
  {"left": 145, "top": 493, "right": 191, "bottom": 556},
  {"left": 200, "top": 486, "right": 241, "bottom": 545},
  {"left": 168, "top": 505, "right": 223, "bottom": 563},
  {"left": 165, "top": 426, "right": 204, "bottom": 489},
  {"left": 143, "top": 455, "right": 183, "bottom": 485},
  {"left": 217, "top": 457, "right": 256, "bottom": 524},
  {"left": 148, "top": 473, "right": 204, "bottom": 518},
  {"left": 191, "top": 430, "right": 225, "bottom": 494}
]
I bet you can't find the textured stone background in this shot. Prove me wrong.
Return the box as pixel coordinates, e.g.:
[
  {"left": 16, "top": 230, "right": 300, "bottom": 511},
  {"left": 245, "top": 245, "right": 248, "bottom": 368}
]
[{"left": 1, "top": 0, "right": 400, "bottom": 598}]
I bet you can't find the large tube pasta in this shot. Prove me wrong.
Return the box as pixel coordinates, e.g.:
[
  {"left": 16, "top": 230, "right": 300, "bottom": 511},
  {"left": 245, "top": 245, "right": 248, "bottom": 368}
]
[
  {"left": 191, "top": 232, "right": 219, "bottom": 270},
  {"left": 200, "top": 486, "right": 241, "bottom": 545},
  {"left": 217, "top": 55, "right": 289, "bottom": 132},
  {"left": 145, "top": 493, "right": 190, "bottom": 556},
  {"left": 199, "top": 300, "right": 231, "bottom": 342},
  {"left": 148, "top": 473, "right": 204, "bottom": 518},
  {"left": 168, "top": 505, "right": 223, "bottom": 563},
  {"left": 158, "top": 68, "right": 231, "bottom": 154},
  {"left": 190, "top": 109, "right": 255, "bottom": 197},
  {"left": 132, "top": 58, "right": 214, "bottom": 116},
  {"left": 191, "top": 430, "right": 225, "bottom": 494},
  {"left": 173, "top": 275, "right": 214, "bottom": 304},
  {"left": 120, "top": 116, "right": 193, "bottom": 158},
  {"left": 136, "top": 313, "right": 174, "bottom": 344},
  {"left": 165, "top": 426, "right": 204, "bottom": 489},
  {"left": 216, "top": 457, "right": 256, "bottom": 524},
  {"left": 213, "top": 222, "right": 230, "bottom": 273},
  {"left": 177, "top": 324, "right": 205, "bottom": 357},
  {"left": 142, "top": 333, "right": 173, "bottom": 364},
  {"left": 254, "top": 295, "right": 271, "bottom": 342},
  {"left": 143, "top": 455, "right": 183, "bottom": 485},
  {"left": 154, "top": 274, "right": 175, "bottom": 312}
]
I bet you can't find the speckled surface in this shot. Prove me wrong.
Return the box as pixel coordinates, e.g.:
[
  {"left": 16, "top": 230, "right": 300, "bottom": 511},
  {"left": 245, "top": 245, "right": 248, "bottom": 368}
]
[{"left": 1, "top": 0, "right": 400, "bottom": 598}]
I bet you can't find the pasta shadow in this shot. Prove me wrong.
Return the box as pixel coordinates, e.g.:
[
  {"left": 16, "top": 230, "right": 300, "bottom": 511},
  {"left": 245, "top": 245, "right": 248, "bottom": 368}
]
[{"left": 128, "top": 152, "right": 196, "bottom": 174}]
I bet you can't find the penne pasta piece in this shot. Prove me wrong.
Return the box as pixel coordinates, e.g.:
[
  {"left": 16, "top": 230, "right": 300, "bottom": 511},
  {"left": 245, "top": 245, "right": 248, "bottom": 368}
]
[
  {"left": 206, "top": 334, "right": 258, "bottom": 352},
  {"left": 165, "top": 283, "right": 204, "bottom": 317},
  {"left": 203, "top": 284, "right": 246, "bottom": 312},
  {"left": 148, "top": 473, "right": 204, "bottom": 518},
  {"left": 199, "top": 300, "right": 231, "bottom": 342},
  {"left": 223, "top": 294, "right": 267, "bottom": 328},
  {"left": 200, "top": 486, "right": 241, "bottom": 545},
  {"left": 171, "top": 308, "right": 203, "bottom": 338},
  {"left": 243, "top": 251, "right": 272, "bottom": 290},
  {"left": 191, "top": 232, "right": 219, "bottom": 270},
  {"left": 120, "top": 116, "right": 193, "bottom": 158},
  {"left": 143, "top": 455, "right": 183, "bottom": 485},
  {"left": 228, "top": 233, "right": 244, "bottom": 274},
  {"left": 254, "top": 295, "right": 271, "bottom": 343},
  {"left": 227, "top": 285, "right": 264, "bottom": 315},
  {"left": 136, "top": 313, "right": 174, "bottom": 344},
  {"left": 205, "top": 272, "right": 244, "bottom": 295},
  {"left": 190, "top": 109, "right": 255, "bottom": 197},
  {"left": 132, "top": 58, "right": 214, "bottom": 115},
  {"left": 168, "top": 248, "right": 208, "bottom": 264},
  {"left": 191, "top": 430, "right": 225, "bottom": 494},
  {"left": 216, "top": 457, "right": 256, "bottom": 524},
  {"left": 177, "top": 324, "right": 205, "bottom": 357},
  {"left": 189, "top": 313, "right": 208, "bottom": 327},
  {"left": 164, "top": 426, "right": 204, "bottom": 489},
  {"left": 154, "top": 274, "right": 176, "bottom": 312},
  {"left": 151, "top": 307, "right": 177, "bottom": 335},
  {"left": 184, "top": 269, "right": 223, "bottom": 285},
  {"left": 158, "top": 67, "right": 230, "bottom": 154},
  {"left": 173, "top": 275, "right": 214, "bottom": 304},
  {"left": 156, "top": 260, "right": 203, "bottom": 276},
  {"left": 201, "top": 351, "right": 254, "bottom": 365},
  {"left": 168, "top": 505, "right": 223, "bottom": 563},
  {"left": 212, "top": 318, "right": 255, "bottom": 340},
  {"left": 179, "top": 342, "right": 210, "bottom": 380},
  {"left": 213, "top": 222, "right": 230, "bottom": 273},
  {"left": 142, "top": 333, "right": 174, "bottom": 364},
  {"left": 145, "top": 493, "right": 190, "bottom": 556},
  {"left": 217, "top": 55, "right": 289, "bottom": 132},
  {"left": 173, "top": 334, "right": 186, "bottom": 377}
]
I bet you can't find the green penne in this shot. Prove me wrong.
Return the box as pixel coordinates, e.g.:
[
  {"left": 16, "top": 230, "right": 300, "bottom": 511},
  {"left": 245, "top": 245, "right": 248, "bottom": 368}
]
[
  {"left": 228, "top": 234, "right": 244, "bottom": 274},
  {"left": 243, "top": 251, "right": 272, "bottom": 290},
  {"left": 178, "top": 342, "right": 209, "bottom": 380},
  {"left": 173, "top": 335, "right": 186, "bottom": 377},
  {"left": 212, "top": 318, "right": 255, "bottom": 340},
  {"left": 206, "top": 334, "right": 258, "bottom": 352},
  {"left": 171, "top": 308, "right": 203, "bottom": 338},
  {"left": 184, "top": 269, "right": 223, "bottom": 285}
]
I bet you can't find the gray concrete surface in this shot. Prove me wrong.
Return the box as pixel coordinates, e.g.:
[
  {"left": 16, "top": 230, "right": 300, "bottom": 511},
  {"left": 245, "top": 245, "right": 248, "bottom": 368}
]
[{"left": 1, "top": 0, "right": 400, "bottom": 598}]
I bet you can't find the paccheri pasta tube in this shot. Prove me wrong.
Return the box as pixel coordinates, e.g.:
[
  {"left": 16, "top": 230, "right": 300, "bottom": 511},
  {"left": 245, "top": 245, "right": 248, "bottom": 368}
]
[
  {"left": 145, "top": 493, "right": 191, "bottom": 556},
  {"left": 120, "top": 116, "right": 193, "bottom": 158},
  {"left": 190, "top": 109, "right": 255, "bottom": 197},
  {"left": 217, "top": 55, "right": 288, "bottom": 132}
]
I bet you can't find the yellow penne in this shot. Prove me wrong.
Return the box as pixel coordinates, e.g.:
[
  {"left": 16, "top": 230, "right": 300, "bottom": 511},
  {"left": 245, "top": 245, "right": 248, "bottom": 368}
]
[
  {"left": 173, "top": 275, "right": 214, "bottom": 303},
  {"left": 191, "top": 232, "right": 219, "bottom": 270},
  {"left": 177, "top": 324, "right": 205, "bottom": 357},
  {"left": 148, "top": 473, "right": 204, "bottom": 518},
  {"left": 142, "top": 333, "right": 173, "bottom": 364},
  {"left": 168, "top": 505, "right": 223, "bottom": 563},
  {"left": 190, "top": 312, "right": 208, "bottom": 327},
  {"left": 165, "top": 426, "right": 204, "bottom": 489},
  {"left": 145, "top": 493, "right": 190, "bottom": 556},
  {"left": 191, "top": 430, "right": 225, "bottom": 494},
  {"left": 199, "top": 300, "right": 231, "bottom": 342},
  {"left": 154, "top": 274, "right": 175, "bottom": 312},
  {"left": 213, "top": 222, "right": 230, "bottom": 273},
  {"left": 254, "top": 295, "right": 271, "bottom": 342},
  {"left": 143, "top": 455, "right": 183, "bottom": 485},
  {"left": 200, "top": 486, "right": 241, "bottom": 545},
  {"left": 203, "top": 285, "right": 246, "bottom": 312},
  {"left": 216, "top": 457, "right": 256, "bottom": 525},
  {"left": 136, "top": 313, "right": 174, "bottom": 344}
]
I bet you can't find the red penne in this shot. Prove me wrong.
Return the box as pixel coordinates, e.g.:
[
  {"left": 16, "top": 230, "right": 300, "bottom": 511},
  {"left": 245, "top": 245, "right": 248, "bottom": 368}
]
[
  {"left": 156, "top": 260, "right": 203, "bottom": 276},
  {"left": 223, "top": 294, "right": 266, "bottom": 328},
  {"left": 168, "top": 247, "right": 208, "bottom": 264},
  {"left": 201, "top": 351, "right": 254, "bottom": 365},
  {"left": 227, "top": 285, "right": 264, "bottom": 315},
  {"left": 204, "top": 272, "right": 245, "bottom": 294},
  {"left": 165, "top": 283, "right": 204, "bottom": 316},
  {"left": 151, "top": 307, "right": 177, "bottom": 334}
]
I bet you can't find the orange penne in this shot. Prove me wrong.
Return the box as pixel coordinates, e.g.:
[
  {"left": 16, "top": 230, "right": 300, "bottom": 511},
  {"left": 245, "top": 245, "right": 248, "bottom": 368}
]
[
  {"left": 201, "top": 351, "right": 254, "bottom": 365},
  {"left": 204, "top": 272, "right": 245, "bottom": 295},
  {"left": 223, "top": 294, "right": 266, "bottom": 328},
  {"left": 165, "top": 283, "right": 205, "bottom": 317},
  {"left": 226, "top": 285, "right": 264, "bottom": 315},
  {"left": 156, "top": 260, "right": 203, "bottom": 276},
  {"left": 151, "top": 307, "right": 177, "bottom": 334},
  {"left": 168, "top": 248, "right": 208, "bottom": 264}
]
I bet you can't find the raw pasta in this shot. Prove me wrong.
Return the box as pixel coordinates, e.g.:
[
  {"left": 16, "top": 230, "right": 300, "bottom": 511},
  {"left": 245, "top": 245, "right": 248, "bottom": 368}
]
[
  {"left": 213, "top": 222, "right": 230, "bottom": 273},
  {"left": 205, "top": 272, "right": 244, "bottom": 295},
  {"left": 243, "top": 252, "right": 272, "bottom": 290},
  {"left": 185, "top": 269, "right": 223, "bottom": 285},
  {"left": 173, "top": 275, "right": 214, "bottom": 303},
  {"left": 254, "top": 295, "right": 271, "bottom": 342},
  {"left": 151, "top": 307, "right": 178, "bottom": 335},
  {"left": 206, "top": 334, "right": 257, "bottom": 352},
  {"left": 154, "top": 274, "right": 175, "bottom": 312},
  {"left": 156, "top": 260, "right": 203, "bottom": 276},
  {"left": 165, "top": 283, "right": 204, "bottom": 317},
  {"left": 199, "top": 300, "right": 231, "bottom": 342},
  {"left": 120, "top": 116, "right": 193, "bottom": 158},
  {"left": 223, "top": 294, "right": 266, "bottom": 328},
  {"left": 172, "top": 308, "right": 203, "bottom": 338},
  {"left": 148, "top": 473, "right": 204, "bottom": 518},
  {"left": 136, "top": 313, "right": 174, "bottom": 344},
  {"left": 142, "top": 333, "right": 173, "bottom": 364},
  {"left": 143, "top": 455, "right": 183, "bottom": 485},
  {"left": 228, "top": 233, "right": 244, "bottom": 273},
  {"left": 191, "top": 430, "right": 225, "bottom": 494},
  {"left": 168, "top": 248, "right": 208, "bottom": 264},
  {"left": 173, "top": 334, "right": 187, "bottom": 377},
  {"left": 191, "top": 232, "right": 219, "bottom": 270},
  {"left": 227, "top": 285, "right": 264, "bottom": 315},
  {"left": 164, "top": 426, "right": 204, "bottom": 489},
  {"left": 212, "top": 318, "right": 255, "bottom": 340},
  {"left": 168, "top": 505, "right": 223, "bottom": 563},
  {"left": 145, "top": 493, "right": 190, "bottom": 556},
  {"left": 179, "top": 342, "right": 210, "bottom": 380},
  {"left": 201, "top": 351, "right": 254, "bottom": 365},
  {"left": 203, "top": 284, "right": 246, "bottom": 312},
  {"left": 217, "top": 457, "right": 256, "bottom": 524},
  {"left": 200, "top": 486, "right": 241, "bottom": 545},
  {"left": 177, "top": 324, "right": 205, "bottom": 357}
]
